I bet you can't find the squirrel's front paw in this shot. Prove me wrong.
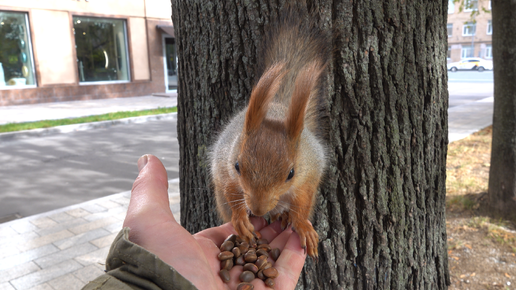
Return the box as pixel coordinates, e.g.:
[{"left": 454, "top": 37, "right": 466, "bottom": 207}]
[
  {"left": 231, "top": 215, "right": 255, "bottom": 242},
  {"left": 292, "top": 220, "right": 319, "bottom": 258},
  {"left": 270, "top": 211, "right": 291, "bottom": 230}
]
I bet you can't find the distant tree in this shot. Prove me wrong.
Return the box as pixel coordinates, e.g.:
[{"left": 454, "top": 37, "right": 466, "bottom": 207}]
[{"left": 487, "top": 1, "right": 516, "bottom": 219}]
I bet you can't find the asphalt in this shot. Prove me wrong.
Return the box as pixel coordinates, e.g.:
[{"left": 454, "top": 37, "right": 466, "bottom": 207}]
[{"left": 0, "top": 89, "right": 493, "bottom": 290}]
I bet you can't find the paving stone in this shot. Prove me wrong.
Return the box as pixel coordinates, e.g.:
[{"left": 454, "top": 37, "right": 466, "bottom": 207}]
[
  {"left": 72, "top": 264, "right": 104, "bottom": 284},
  {"left": 173, "top": 212, "right": 181, "bottom": 224},
  {"left": 94, "top": 200, "right": 120, "bottom": 210},
  {"left": 25, "top": 283, "right": 53, "bottom": 290},
  {"left": 47, "top": 273, "right": 83, "bottom": 290},
  {"left": 0, "top": 225, "right": 18, "bottom": 238},
  {"left": 169, "top": 195, "right": 180, "bottom": 205},
  {"left": 83, "top": 207, "right": 125, "bottom": 222},
  {"left": 112, "top": 211, "right": 127, "bottom": 221},
  {"left": 0, "top": 244, "right": 59, "bottom": 271},
  {"left": 0, "top": 231, "right": 39, "bottom": 248},
  {"left": 74, "top": 247, "right": 110, "bottom": 267},
  {"left": 0, "top": 261, "right": 40, "bottom": 284},
  {"left": 17, "top": 230, "right": 74, "bottom": 252},
  {"left": 30, "top": 217, "right": 58, "bottom": 229},
  {"left": 110, "top": 196, "right": 130, "bottom": 206},
  {"left": 34, "top": 218, "right": 88, "bottom": 237},
  {"left": 10, "top": 259, "right": 83, "bottom": 290},
  {"left": 89, "top": 232, "right": 117, "bottom": 249},
  {"left": 65, "top": 208, "right": 90, "bottom": 218},
  {"left": 103, "top": 221, "right": 123, "bottom": 234},
  {"left": 79, "top": 203, "right": 107, "bottom": 214},
  {"left": 0, "top": 245, "right": 21, "bottom": 260},
  {"left": 170, "top": 203, "right": 180, "bottom": 215},
  {"left": 53, "top": 228, "right": 110, "bottom": 250},
  {"left": 0, "top": 282, "right": 15, "bottom": 290},
  {"left": 47, "top": 212, "right": 76, "bottom": 224},
  {"left": 9, "top": 220, "right": 39, "bottom": 234},
  {"left": 68, "top": 217, "right": 118, "bottom": 235},
  {"left": 35, "top": 242, "right": 98, "bottom": 269}
]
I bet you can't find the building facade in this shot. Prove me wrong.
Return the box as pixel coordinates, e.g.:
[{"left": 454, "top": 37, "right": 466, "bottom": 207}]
[
  {"left": 0, "top": 0, "right": 176, "bottom": 106},
  {"left": 447, "top": 0, "right": 492, "bottom": 62}
]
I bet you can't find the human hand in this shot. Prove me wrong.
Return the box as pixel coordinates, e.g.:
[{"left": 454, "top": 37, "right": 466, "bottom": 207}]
[{"left": 123, "top": 154, "right": 307, "bottom": 290}]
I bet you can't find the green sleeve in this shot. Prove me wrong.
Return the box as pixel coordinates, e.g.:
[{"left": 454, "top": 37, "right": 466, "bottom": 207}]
[{"left": 82, "top": 227, "right": 198, "bottom": 290}]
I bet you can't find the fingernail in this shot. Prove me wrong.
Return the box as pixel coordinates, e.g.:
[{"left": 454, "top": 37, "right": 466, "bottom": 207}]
[{"left": 137, "top": 154, "right": 149, "bottom": 172}]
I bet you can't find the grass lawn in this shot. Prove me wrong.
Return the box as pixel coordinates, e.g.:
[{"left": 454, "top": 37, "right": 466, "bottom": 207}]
[{"left": 0, "top": 106, "right": 177, "bottom": 133}]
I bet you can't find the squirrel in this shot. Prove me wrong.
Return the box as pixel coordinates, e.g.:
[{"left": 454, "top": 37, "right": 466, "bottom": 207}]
[{"left": 210, "top": 6, "right": 330, "bottom": 258}]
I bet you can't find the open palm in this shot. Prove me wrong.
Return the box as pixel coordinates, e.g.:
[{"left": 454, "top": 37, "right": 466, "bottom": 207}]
[{"left": 123, "top": 154, "right": 307, "bottom": 290}]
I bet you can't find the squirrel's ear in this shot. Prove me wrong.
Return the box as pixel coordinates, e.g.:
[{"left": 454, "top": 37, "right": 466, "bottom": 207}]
[
  {"left": 285, "top": 61, "right": 325, "bottom": 141},
  {"left": 244, "top": 62, "right": 286, "bottom": 134}
]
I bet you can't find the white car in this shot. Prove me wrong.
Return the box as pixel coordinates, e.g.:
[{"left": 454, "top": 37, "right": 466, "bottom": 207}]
[{"left": 447, "top": 58, "right": 493, "bottom": 72}]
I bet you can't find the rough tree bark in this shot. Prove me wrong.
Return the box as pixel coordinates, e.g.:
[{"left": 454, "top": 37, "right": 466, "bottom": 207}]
[
  {"left": 487, "top": 0, "right": 516, "bottom": 219},
  {"left": 172, "top": 0, "right": 450, "bottom": 288}
]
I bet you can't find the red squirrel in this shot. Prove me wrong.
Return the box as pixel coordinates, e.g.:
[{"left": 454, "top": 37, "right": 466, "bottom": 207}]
[{"left": 210, "top": 7, "right": 330, "bottom": 258}]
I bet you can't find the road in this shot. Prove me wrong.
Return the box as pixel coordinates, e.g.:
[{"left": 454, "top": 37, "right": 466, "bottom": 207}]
[
  {"left": 0, "top": 117, "right": 180, "bottom": 219},
  {"left": 447, "top": 71, "right": 494, "bottom": 107},
  {"left": 0, "top": 71, "right": 493, "bottom": 219}
]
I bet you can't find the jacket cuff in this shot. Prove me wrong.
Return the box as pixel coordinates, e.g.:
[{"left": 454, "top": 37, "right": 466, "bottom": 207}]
[{"left": 83, "top": 227, "right": 198, "bottom": 290}]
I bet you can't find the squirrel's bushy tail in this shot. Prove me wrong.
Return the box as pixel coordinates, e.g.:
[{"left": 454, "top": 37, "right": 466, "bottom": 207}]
[{"left": 256, "top": 5, "right": 331, "bottom": 135}]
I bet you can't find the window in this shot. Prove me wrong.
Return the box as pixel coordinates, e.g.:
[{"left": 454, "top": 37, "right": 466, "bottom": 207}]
[
  {"left": 487, "top": 20, "right": 492, "bottom": 35},
  {"left": 463, "top": 22, "right": 476, "bottom": 36},
  {"left": 447, "top": 23, "right": 453, "bottom": 37},
  {"left": 164, "top": 37, "right": 177, "bottom": 91},
  {"left": 461, "top": 45, "right": 474, "bottom": 58},
  {"left": 448, "top": 0, "right": 455, "bottom": 13},
  {"left": 73, "top": 17, "right": 130, "bottom": 83},
  {"left": 485, "top": 44, "right": 492, "bottom": 58},
  {"left": 447, "top": 46, "right": 451, "bottom": 59},
  {"left": 0, "top": 11, "right": 36, "bottom": 88},
  {"left": 464, "top": 0, "right": 478, "bottom": 11}
]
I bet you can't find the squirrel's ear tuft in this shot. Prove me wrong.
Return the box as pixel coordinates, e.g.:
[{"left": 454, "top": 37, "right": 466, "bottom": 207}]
[
  {"left": 285, "top": 61, "right": 325, "bottom": 141},
  {"left": 244, "top": 62, "right": 286, "bottom": 134}
]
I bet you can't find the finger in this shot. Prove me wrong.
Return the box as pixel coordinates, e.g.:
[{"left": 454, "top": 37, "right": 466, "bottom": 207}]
[
  {"left": 195, "top": 216, "right": 268, "bottom": 248},
  {"left": 194, "top": 222, "right": 236, "bottom": 250},
  {"left": 124, "top": 155, "right": 180, "bottom": 244},
  {"left": 272, "top": 230, "right": 307, "bottom": 289},
  {"left": 256, "top": 220, "right": 283, "bottom": 243},
  {"left": 250, "top": 216, "right": 268, "bottom": 232},
  {"left": 125, "top": 155, "right": 222, "bottom": 289}
]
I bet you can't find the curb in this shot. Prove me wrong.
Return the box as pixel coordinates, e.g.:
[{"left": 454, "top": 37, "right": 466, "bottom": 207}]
[{"left": 0, "top": 112, "right": 178, "bottom": 141}]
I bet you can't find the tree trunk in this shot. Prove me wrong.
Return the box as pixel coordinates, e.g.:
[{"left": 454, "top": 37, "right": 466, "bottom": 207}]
[
  {"left": 172, "top": 0, "right": 450, "bottom": 288},
  {"left": 487, "top": 0, "right": 516, "bottom": 219}
]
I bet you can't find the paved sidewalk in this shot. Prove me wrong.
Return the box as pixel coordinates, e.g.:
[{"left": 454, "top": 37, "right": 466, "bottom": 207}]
[
  {"left": 448, "top": 96, "right": 493, "bottom": 142},
  {"left": 0, "top": 179, "right": 180, "bottom": 290},
  {"left": 0, "top": 92, "right": 493, "bottom": 290},
  {"left": 0, "top": 94, "right": 177, "bottom": 125}
]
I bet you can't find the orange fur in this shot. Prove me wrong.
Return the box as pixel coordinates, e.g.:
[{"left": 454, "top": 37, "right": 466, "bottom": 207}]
[
  {"left": 244, "top": 62, "right": 286, "bottom": 135},
  {"left": 285, "top": 61, "right": 326, "bottom": 141}
]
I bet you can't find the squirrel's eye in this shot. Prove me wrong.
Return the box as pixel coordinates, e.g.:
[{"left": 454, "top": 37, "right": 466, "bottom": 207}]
[
  {"left": 286, "top": 168, "right": 295, "bottom": 181},
  {"left": 235, "top": 161, "right": 240, "bottom": 174}
]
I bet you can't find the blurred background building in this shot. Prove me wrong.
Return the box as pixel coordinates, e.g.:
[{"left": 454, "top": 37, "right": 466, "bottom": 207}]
[
  {"left": 447, "top": 0, "right": 492, "bottom": 62},
  {"left": 0, "top": 0, "right": 177, "bottom": 106}
]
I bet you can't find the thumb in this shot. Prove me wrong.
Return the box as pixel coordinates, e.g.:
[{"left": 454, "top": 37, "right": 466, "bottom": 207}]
[{"left": 124, "top": 154, "right": 176, "bottom": 245}]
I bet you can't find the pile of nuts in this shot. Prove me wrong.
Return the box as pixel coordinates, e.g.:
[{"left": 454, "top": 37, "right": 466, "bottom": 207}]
[{"left": 217, "top": 234, "right": 281, "bottom": 289}]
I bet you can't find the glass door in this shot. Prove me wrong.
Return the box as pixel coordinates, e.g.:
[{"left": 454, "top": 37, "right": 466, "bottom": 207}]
[{"left": 164, "top": 37, "right": 177, "bottom": 91}]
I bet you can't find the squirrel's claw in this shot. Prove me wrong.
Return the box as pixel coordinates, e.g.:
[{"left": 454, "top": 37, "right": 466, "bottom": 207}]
[
  {"left": 280, "top": 212, "right": 291, "bottom": 230},
  {"left": 292, "top": 219, "right": 319, "bottom": 258},
  {"left": 232, "top": 214, "right": 255, "bottom": 243}
]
